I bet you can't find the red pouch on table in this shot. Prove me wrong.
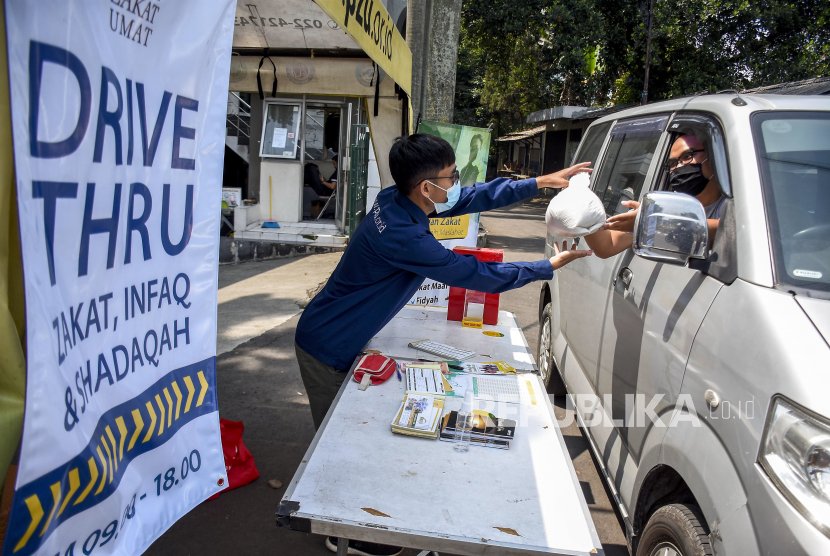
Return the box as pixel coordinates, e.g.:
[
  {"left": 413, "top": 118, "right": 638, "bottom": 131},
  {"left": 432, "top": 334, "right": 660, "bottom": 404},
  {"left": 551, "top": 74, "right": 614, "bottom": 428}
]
[
  {"left": 352, "top": 354, "right": 396, "bottom": 385},
  {"left": 208, "top": 418, "right": 259, "bottom": 500}
]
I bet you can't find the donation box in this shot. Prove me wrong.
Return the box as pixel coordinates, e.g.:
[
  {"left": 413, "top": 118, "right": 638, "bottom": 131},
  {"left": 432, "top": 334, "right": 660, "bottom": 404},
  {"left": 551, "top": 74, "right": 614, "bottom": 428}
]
[{"left": 447, "top": 247, "right": 503, "bottom": 327}]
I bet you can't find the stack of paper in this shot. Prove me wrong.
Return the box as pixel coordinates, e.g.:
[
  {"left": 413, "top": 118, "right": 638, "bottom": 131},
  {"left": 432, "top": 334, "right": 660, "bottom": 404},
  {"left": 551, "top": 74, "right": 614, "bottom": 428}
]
[
  {"left": 391, "top": 394, "right": 445, "bottom": 439},
  {"left": 443, "top": 373, "right": 525, "bottom": 403},
  {"left": 404, "top": 365, "right": 449, "bottom": 396}
]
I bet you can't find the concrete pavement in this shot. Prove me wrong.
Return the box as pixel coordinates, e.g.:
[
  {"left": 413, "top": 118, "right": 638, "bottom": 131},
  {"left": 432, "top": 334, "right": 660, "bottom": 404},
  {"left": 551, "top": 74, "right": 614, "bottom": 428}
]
[
  {"left": 217, "top": 253, "right": 342, "bottom": 355},
  {"left": 146, "top": 312, "right": 334, "bottom": 556}
]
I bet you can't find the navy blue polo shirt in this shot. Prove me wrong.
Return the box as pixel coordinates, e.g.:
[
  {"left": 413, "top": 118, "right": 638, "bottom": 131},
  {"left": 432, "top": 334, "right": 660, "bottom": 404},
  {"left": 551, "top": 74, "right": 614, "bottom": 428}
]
[{"left": 295, "top": 177, "right": 553, "bottom": 370}]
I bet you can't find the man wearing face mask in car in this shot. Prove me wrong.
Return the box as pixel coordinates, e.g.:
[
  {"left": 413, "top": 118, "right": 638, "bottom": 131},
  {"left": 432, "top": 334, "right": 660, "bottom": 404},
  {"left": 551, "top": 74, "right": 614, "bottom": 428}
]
[
  {"left": 663, "top": 134, "right": 725, "bottom": 229},
  {"left": 585, "top": 134, "right": 724, "bottom": 258}
]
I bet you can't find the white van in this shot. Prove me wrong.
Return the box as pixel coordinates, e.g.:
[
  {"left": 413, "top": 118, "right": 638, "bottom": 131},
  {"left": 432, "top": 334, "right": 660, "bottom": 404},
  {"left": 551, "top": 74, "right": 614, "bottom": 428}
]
[{"left": 537, "top": 94, "right": 830, "bottom": 556}]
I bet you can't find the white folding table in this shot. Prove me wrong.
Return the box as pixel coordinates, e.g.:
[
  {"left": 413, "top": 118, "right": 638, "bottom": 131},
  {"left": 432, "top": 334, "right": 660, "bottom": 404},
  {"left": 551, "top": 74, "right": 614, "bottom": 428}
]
[{"left": 278, "top": 306, "right": 603, "bottom": 556}]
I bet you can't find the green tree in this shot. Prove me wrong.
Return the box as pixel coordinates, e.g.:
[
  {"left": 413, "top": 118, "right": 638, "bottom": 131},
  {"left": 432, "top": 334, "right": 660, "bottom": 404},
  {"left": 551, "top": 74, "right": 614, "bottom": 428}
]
[
  {"left": 455, "top": 0, "right": 640, "bottom": 130},
  {"left": 454, "top": 0, "right": 830, "bottom": 127},
  {"left": 618, "top": 0, "right": 830, "bottom": 103}
]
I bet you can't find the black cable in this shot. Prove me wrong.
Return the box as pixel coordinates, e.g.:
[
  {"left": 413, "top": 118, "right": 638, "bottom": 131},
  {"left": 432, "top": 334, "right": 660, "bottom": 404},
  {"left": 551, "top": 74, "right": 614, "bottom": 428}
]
[{"left": 257, "top": 55, "right": 277, "bottom": 100}]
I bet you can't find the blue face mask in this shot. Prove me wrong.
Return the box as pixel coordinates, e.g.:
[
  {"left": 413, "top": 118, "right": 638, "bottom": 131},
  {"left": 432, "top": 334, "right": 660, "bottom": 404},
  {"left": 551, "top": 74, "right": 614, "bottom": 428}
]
[{"left": 426, "top": 179, "right": 461, "bottom": 213}]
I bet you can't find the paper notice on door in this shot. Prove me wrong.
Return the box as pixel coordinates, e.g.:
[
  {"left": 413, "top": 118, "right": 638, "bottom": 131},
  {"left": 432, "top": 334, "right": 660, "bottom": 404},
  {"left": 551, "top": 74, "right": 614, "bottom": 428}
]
[{"left": 273, "top": 127, "right": 288, "bottom": 149}]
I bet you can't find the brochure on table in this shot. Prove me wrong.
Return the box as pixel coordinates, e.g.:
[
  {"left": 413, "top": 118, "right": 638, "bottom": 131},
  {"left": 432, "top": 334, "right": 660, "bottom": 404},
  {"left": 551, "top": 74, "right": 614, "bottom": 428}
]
[{"left": 390, "top": 359, "right": 540, "bottom": 448}]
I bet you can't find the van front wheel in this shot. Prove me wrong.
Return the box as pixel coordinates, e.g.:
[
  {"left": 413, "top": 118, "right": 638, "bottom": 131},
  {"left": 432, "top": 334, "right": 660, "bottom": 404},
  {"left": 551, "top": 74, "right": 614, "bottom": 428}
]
[
  {"left": 636, "top": 503, "right": 713, "bottom": 556},
  {"left": 538, "top": 302, "right": 566, "bottom": 395}
]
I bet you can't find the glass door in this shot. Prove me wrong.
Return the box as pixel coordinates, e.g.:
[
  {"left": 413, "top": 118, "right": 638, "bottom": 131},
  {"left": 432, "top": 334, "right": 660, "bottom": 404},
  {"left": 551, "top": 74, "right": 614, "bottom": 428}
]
[
  {"left": 335, "top": 103, "right": 351, "bottom": 229},
  {"left": 303, "top": 102, "right": 343, "bottom": 222}
]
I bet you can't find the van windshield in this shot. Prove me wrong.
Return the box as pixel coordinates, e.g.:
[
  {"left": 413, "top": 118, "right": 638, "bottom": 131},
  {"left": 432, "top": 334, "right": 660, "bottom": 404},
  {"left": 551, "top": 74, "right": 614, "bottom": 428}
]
[{"left": 753, "top": 112, "right": 830, "bottom": 295}]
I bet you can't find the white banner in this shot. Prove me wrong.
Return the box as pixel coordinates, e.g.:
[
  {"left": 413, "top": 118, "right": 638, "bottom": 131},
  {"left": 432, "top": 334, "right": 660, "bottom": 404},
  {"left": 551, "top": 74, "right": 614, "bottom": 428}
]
[
  {"left": 408, "top": 216, "right": 480, "bottom": 308},
  {"left": 2, "top": 2, "right": 235, "bottom": 556}
]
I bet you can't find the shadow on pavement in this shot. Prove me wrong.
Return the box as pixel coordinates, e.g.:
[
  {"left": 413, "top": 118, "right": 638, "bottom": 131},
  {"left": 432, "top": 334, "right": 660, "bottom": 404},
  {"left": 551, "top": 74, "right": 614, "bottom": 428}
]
[{"left": 145, "top": 314, "right": 435, "bottom": 556}]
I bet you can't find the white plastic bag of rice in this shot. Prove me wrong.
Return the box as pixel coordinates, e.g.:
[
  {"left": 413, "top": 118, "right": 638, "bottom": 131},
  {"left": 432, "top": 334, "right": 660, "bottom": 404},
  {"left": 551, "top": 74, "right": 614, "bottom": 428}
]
[{"left": 544, "top": 172, "right": 607, "bottom": 238}]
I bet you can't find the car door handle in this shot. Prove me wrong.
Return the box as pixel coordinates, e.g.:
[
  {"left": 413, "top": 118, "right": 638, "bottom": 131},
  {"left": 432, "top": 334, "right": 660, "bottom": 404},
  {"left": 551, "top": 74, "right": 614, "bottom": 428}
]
[{"left": 614, "top": 267, "right": 633, "bottom": 291}]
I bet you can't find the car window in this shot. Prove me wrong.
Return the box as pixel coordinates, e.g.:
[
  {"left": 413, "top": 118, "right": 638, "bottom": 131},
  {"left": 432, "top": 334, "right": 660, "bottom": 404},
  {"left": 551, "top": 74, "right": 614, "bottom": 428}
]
[
  {"left": 591, "top": 117, "right": 667, "bottom": 216},
  {"left": 753, "top": 111, "right": 830, "bottom": 295},
  {"left": 572, "top": 121, "right": 612, "bottom": 167}
]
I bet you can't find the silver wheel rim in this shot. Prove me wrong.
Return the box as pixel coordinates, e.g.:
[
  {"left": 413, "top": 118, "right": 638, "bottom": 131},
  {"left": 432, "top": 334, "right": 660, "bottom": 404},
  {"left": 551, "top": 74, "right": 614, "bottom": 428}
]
[
  {"left": 539, "top": 315, "right": 551, "bottom": 383},
  {"left": 650, "top": 542, "right": 682, "bottom": 556}
]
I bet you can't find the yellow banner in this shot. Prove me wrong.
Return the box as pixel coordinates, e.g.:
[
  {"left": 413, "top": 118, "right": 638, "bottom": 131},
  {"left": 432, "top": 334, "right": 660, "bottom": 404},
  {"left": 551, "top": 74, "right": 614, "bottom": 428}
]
[
  {"left": 313, "top": 0, "right": 412, "bottom": 94},
  {"left": 429, "top": 214, "right": 470, "bottom": 240}
]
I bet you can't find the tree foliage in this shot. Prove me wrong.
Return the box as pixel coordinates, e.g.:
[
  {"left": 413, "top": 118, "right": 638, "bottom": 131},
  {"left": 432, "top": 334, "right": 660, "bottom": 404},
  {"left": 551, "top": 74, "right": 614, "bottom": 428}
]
[{"left": 454, "top": 0, "right": 830, "bottom": 130}]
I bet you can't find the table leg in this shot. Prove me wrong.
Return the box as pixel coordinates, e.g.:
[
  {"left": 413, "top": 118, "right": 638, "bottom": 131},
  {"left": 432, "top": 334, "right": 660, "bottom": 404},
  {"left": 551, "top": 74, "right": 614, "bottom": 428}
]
[{"left": 336, "top": 537, "right": 349, "bottom": 556}]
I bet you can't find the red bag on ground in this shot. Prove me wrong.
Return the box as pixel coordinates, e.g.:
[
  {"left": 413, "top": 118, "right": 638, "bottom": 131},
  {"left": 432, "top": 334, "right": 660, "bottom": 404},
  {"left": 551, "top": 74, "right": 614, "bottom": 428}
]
[{"left": 208, "top": 418, "right": 259, "bottom": 500}]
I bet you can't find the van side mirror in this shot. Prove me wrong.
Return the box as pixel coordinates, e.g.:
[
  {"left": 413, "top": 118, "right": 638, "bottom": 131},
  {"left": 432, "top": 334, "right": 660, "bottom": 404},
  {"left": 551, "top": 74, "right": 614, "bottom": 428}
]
[{"left": 633, "top": 191, "right": 709, "bottom": 265}]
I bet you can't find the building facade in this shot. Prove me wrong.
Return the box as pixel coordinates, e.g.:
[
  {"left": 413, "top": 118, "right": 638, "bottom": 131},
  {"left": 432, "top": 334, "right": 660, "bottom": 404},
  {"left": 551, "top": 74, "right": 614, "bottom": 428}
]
[{"left": 223, "top": 0, "right": 410, "bottom": 249}]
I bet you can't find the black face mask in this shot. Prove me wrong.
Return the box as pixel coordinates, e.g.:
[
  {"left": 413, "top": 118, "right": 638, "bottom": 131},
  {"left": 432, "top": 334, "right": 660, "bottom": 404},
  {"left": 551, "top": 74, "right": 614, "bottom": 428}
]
[{"left": 668, "top": 163, "right": 712, "bottom": 197}]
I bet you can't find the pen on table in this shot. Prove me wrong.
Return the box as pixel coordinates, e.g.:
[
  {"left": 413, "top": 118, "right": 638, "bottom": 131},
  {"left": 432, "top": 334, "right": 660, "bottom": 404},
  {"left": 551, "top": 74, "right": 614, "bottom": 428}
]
[{"left": 396, "top": 362, "right": 402, "bottom": 381}]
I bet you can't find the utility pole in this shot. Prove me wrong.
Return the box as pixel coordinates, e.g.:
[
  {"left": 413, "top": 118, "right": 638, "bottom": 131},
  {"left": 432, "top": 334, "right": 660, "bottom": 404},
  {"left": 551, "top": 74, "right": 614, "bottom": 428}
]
[
  {"left": 406, "top": 0, "right": 463, "bottom": 124},
  {"left": 406, "top": 0, "right": 430, "bottom": 123},
  {"left": 424, "top": 0, "right": 463, "bottom": 123},
  {"left": 642, "top": 0, "right": 656, "bottom": 105}
]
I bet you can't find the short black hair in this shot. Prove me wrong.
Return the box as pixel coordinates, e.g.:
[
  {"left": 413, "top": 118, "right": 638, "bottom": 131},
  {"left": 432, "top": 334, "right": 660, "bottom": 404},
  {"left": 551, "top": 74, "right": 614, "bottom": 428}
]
[{"left": 389, "top": 134, "right": 456, "bottom": 195}]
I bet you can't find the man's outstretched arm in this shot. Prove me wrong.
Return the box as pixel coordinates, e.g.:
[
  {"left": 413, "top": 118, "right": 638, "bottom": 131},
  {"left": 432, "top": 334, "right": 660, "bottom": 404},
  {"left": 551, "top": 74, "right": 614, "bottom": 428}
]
[
  {"left": 583, "top": 200, "right": 637, "bottom": 259},
  {"left": 434, "top": 163, "right": 594, "bottom": 218},
  {"left": 392, "top": 234, "right": 591, "bottom": 294}
]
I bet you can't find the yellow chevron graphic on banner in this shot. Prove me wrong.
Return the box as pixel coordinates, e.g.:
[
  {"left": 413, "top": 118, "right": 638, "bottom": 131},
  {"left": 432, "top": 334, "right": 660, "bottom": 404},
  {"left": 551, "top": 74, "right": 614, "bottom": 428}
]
[
  {"left": 10, "top": 363, "right": 216, "bottom": 554},
  {"left": 100, "top": 437, "right": 113, "bottom": 484},
  {"left": 154, "top": 394, "right": 165, "bottom": 435},
  {"left": 13, "top": 494, "right": 43, "bottom": 552},
  {"left": 144, "top": 402, "right": 156, "bottom": 442},
  {"left": 94, "top": 447, "right": 107, "bottom": 495},
  {"left": 183, "top": 376, "right": 195, "bottom": 412},
  {"left": 171, "top": 380, "right": 183, "bottom": 420},
  {"left": 39, "top": 482, "right": 61, "bottom": 536},
  {"left": 57, "top": 468, "right": 80, "bottom": 517},
  {"left": 130, "top": 409, "right": 143, "bottom": 450},
  {"left": 163, "top": 388, "right": 173, "bottom": 428},
  {"left": 115, "top": 416, "right": 128, "bottom": 460},
  {"left": 105, "top": 426, "right": 118, "bottom": 472},
  {"left": 197, "top": 371, "right": 208, "bottom": 407},
  {"left": 74, "top": 457, "right": 97, "bottom": 506}
]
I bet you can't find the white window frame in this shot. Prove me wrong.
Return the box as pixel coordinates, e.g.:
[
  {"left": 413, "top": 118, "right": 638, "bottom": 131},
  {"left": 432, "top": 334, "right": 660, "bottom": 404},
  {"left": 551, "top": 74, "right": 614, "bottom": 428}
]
[{"left": 259, "top": 100, "right": 302, "bottom": 159}]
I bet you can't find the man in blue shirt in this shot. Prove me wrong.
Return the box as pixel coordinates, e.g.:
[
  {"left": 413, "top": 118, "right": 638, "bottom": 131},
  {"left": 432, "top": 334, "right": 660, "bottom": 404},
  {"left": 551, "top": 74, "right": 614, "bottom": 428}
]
[{"left": 295, "top": 133, "right": 592, "bottom": 429}]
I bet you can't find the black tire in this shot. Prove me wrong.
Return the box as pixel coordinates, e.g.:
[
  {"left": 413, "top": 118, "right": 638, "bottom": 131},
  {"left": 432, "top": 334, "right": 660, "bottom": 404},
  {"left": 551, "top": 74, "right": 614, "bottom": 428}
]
[
  {"left": 537, "top": 302, "right": 566, "bottom": 395},
  {"left": 636, "top": 503, "right": 713, "bottom": 556}
]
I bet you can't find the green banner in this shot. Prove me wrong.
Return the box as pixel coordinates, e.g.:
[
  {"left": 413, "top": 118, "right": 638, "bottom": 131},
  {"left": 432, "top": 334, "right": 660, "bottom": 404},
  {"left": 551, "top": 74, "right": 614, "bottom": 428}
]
[
  {"left": 418, "top": 120, "right": 491, "bottom": 188},
  {"left": 407, "top": 120, "right": 493, "bottom": 308}
]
